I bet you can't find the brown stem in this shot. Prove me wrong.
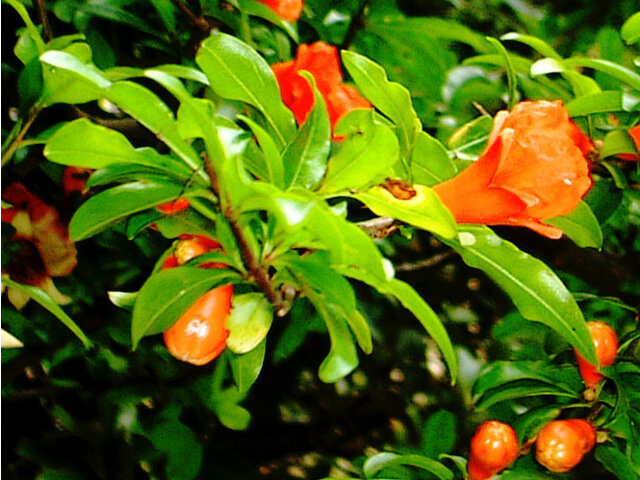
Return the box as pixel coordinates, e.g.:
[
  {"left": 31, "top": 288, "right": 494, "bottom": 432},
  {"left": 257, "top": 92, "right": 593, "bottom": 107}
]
[
  {"left": 170, "top": 0, "right": 210, "bottom": 32},
  {"left": 1, "top": 106, "right": 42, "bottom": 166},
  {"left": 395, "top": 251, "right": 456, "bottom": 273},
  {"left": 35, "top": 0, "right": 52, "bottom": 42},
  {"left": 357, "top": 216, "right": 399, "bottom": 239},
  {"left": 202, "top": 154, "right": 286, "bottom": 315}
]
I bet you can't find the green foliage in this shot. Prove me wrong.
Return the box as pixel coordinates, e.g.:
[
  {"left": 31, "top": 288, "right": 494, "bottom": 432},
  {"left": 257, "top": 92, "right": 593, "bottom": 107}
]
[{"left": 2, "top": 0, "right": 639, "bottom": 479}]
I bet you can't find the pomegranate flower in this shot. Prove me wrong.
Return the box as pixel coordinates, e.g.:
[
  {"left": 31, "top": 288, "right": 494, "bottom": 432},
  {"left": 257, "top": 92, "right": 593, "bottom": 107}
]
[
  {"left": 433, "top": 100, "right": 593, "bottom": 239},
  {"left": 255, "top": 0, "right": 303, "bottom": 22},
  {"left": 2, "top": 183, "right": 77, "bottom": 309},
  {"left": 271, "top": 42, "right": 371, "bottom": 129}
]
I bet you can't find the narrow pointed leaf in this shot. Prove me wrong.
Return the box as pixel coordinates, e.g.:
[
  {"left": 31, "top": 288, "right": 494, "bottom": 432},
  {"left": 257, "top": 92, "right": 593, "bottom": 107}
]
[
  {"left": 440, "top": 226, "right": 597, "bottom": 363},
  {"left": 196, "top": 33, "right": 296, "bottom": 148},
  {"left": 70, "top": 181, "right": 185, "bottom": 240}
]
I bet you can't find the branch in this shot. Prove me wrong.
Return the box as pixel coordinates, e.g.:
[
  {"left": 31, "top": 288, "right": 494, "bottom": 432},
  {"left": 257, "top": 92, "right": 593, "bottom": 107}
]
[
  {"left": 202, "top": 154, "right": 287, "bottom": 316},
  {"left": 1, "top": 106, "right": 42, "bottom": 166},
  {"left": 395, "top": 251, "right": 456, "bottom": 273},
  {"left": 357, "top": 216, "right": 399, "bottom": 239},
  {"left": 170, "top": 0, "right": 210, "bottom": 32}
]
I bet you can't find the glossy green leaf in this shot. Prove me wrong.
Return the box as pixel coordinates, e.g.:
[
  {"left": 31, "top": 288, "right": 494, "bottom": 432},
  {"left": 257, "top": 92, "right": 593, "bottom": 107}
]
[
  {"left": 5, "top": 0, "right": 46, "bottom": 54},
  {"left": 105, "top": 81, "right": 205, "bottom": 177},
  {"left": 566, "top": 91, "right": 640, "bottom": 116},
  {"left": 284, "top": 254, "right": 364, "bottom": 382},
  {"left": 44, "top": 118, "right": 192, "bottom": 177},
  {"left": 486, "top": 37, "right": 518, "bottom": 109},
  {"left": 320, "top": 110, "right": 398, "bottom": 194},
  {"left": 1, "top": 277, "right": 92, "bottom": 349},
  {"left": 383, "top": 279, "right": 457, "bottom": 382},
  {"left": 240, "top": 115, "right": 284, "bottom": 187},
  {"left": 501, "top": 32, "right": 562, "bottom": 60},
  {"left": 447, "top": 115, "right": 493, "bottom": 159},
  {"left": 196, "top": 33, "right": 296, "bottom": 148},
  {"left": 226, "top": 293, "right": 274, "bottom": 354},
  {"left": 39, "top": 47, "right": 107, "bottom": 105},
  {"left": 238, "top": 0, "right": 299, "bottom": 41},
  {"left": 621, "top": 12, "right": 640, "bottom": 45},
  {"left": 300, "top": 197, "right": 388, "bottom": 283},
  {"left": 131, "top": 267, "right": 239, "bottom": 348},
  {"left": 440, "top": 226, "right": 597, "bottom": 364},
  {"left": 530, "top": 58, "right": 601, "bottom": 97},
  {"left": 363, "top": 452, "right": 453, "bottom": 480},
  {"left": 476, "top": 380, "right": 580, "bottom": 409},
  {"left": 353, "top": 184, "right": 457, "bottom": 239},
  {"left": 230, "top": 340, "right": 266, "bottom": 393},
  {"left": 473, "top": 361, "right": 581, "bottom": 398},
  {"left": 282, "top": 73, "right": 330, "bottom": 190},
  {"left": 87, "top": 164, "right": 187, "bottom": 189},
  {"left": 410, "top": 131, "right": 457, "bottom": 186},
  {"left": 70, "top": 181, "right": 185, "bottom": 240},
  {"left": 564, "top": 57, "right": 640, "bottom": 91},
  {"left": 546, "top": 201, "right": 603, "bottom": 249},
  {"left": 600, "top": 129, "right": 639, "bottom": 158},
  {"left": 342, "top": 50, "right": 421, "bottom": 159}
]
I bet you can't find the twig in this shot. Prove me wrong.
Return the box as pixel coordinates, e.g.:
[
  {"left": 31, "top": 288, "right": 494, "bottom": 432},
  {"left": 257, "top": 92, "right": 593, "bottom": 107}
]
[
  {"left": 341, "top": 0, "right": 371, "bottom": 50},
  {"left": 170, "top": 0, "right": 210, "bottom": 32},
  {"left": 1, "top": 106, "right": 42, "bottom": 166},
  {"left": 34, "top": 0, "right": 52, "bottom": 42},
  {"left": 201, "top": 154, "right": 286, "bottom": 315},
  {"left": 395, "top": 251, "right": 456, "bottom": 273},
  {"left": 357, "top": 216, "right": 398, "bottom": 239}
]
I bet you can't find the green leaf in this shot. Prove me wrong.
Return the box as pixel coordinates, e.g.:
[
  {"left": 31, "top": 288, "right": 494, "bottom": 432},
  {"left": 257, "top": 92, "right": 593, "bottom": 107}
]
[
  {"left": 383, "top": 279, "right": 457, "bottom": 383},
  {"left": 238, "top": 0, "right": 299, "bottom": 42},
  {"left": 282, "top": 73, "right": 331, "bottom": 190},
  {"left": 621, "top": 12, "right": 640, "bottom": 45},
  {"left": 300, "top": 196, "right": 389, "bottom": 282},
  {"left": 367, "top": 18, "right": 492, "bottom": 54},
  {"left": 486, "top": 37, "right": 518, "bottom": 109},
  {"left": 196, "top": 33, "right": 296, "bottom": 149},
  {"left": 226, "top": 293, "right": 274, "bottom": 354},
  {"left": 320, "top": 110, "right": 399, "bottom": 194},
  {"left": 1, "top": 277, "right": 91, "bottom": 349},
  {"left": 239, "top": 115, "right": 284, "bottom": 187},
  {"left": 44, "top": 118, "right": 192, "bottom": 176},
  {"left": 563, "top": 57, "right": 640, "bottom": 91},
  {"left": 363, "top": 452, "right": 453, "bottom": 480},
  {"left": 5, "top": 0, "right": 46, "bottom": 54},
  {"left": 148, "top": 419, "right": 203, "bottom": 480},
  {"left": 600, "top": 129, "right": 639, "bottom": 158},
  {"left": 69, "top": 181, "right": 185, "bottom": 240},
  {"left": 566, "top": 91, "right": 640, "bottom": 117},
  {"left": 230, "top": 340, "right": 266, "bottom": 393},
  {"left": 546, "top": 201, "right": 603, "bottom": 249},
  {"left": 440, "top": 226, "right": 597, "bottom": 364},
  {"left": 284, "top": 253, "right": 363, "bottom": 382},
  {"left": 342, "top": 50, "right": 421, "bottom": 160},
  {"left": 475, "top": 380, "right": 580, "bottom": 409},
  {"left": 131, "top": 267, "right": 239, "bottom": 348},
  {"left": 410, "top": 131, "right": 457, "bottom": 186},
  {"left": 511, "top": 405, "right": 563, "bottom": 444},
  {"left": 501, "top": 32, "right": 562, "bottom": 61},
  {"left": 530, "top": 58, "right": 601, "bottom": 97},
  {"left": 39, "top": 47, "right": 107, "bottom": 105},
  {"left": 421, "top": 410, "right": 457, "bottom": 459},
  {"left": 353, "top": 184, "right": 457, "bottom": 239},
  {"left": 105, "top": 81, "right": 205, "bottom": 177},
  {"left": 595, "top": 445, "right": 639, "bottom": 480}
]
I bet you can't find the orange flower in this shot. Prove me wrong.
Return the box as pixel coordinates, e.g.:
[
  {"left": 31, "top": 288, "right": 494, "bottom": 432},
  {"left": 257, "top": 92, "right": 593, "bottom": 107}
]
[
  {"left": 433, "top": 100, "right": 593, "bottom": 239},
  {"left": 272, "top": 42, "right": 371, "bottom": 129},
  {"left": 255, "top": 0, "right": 303, "bottom": 22},
  {"left": 2, "top": 183, "right": 78, "bottom": 309},
  {"left": 617, "top": 124, "right": 640, "bottom": 161}
]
